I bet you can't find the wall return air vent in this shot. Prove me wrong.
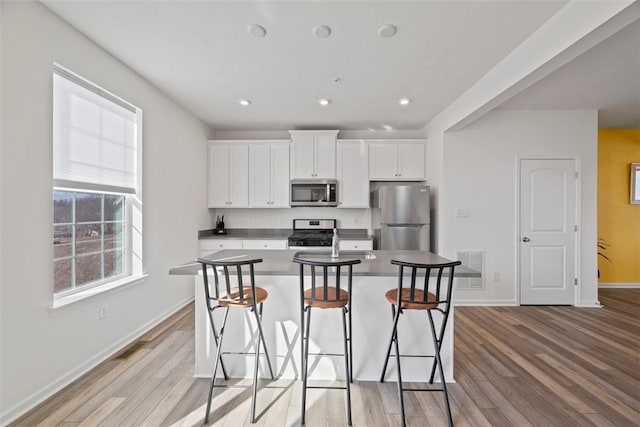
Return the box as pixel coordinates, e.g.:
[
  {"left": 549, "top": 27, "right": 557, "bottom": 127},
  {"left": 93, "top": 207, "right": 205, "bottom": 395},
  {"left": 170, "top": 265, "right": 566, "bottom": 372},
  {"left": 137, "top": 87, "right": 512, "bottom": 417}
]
[{"left": 456, "top": 251, "right": 484, "bottom": 290}]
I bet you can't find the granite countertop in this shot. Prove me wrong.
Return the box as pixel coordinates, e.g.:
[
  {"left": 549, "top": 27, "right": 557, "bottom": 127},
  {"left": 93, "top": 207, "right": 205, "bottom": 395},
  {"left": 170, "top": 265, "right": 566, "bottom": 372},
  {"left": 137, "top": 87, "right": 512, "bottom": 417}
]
[
  {"left": 169, "top": 249, "right": 479, "bottom": 278},
  {"left": 198, "top": 228, "right": 373, "bottom": 241},
  {"left": 199, "top": 228, "right": 292, "bottom": 240}
]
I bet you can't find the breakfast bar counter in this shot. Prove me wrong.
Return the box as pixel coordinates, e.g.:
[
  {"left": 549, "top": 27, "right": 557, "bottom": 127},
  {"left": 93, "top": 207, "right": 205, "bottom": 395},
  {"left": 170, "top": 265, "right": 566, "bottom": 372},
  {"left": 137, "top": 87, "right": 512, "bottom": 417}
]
[{"left": 170, "top": 249, "right": 479, "bottom": 382}]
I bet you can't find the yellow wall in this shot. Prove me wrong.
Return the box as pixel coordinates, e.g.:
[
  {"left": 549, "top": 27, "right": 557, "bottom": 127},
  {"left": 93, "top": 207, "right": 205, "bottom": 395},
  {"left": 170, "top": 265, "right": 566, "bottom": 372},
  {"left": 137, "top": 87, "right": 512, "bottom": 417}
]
[{"left": 598, "top": 129, "right": 640, "bottom": 284}]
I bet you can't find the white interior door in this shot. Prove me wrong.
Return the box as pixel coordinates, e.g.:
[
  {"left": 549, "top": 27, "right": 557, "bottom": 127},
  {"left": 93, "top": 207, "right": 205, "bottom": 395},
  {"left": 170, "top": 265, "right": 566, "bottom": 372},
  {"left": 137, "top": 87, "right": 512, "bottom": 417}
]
[{"left": 520, "top": 159, "right": 577, "bottom": 305}]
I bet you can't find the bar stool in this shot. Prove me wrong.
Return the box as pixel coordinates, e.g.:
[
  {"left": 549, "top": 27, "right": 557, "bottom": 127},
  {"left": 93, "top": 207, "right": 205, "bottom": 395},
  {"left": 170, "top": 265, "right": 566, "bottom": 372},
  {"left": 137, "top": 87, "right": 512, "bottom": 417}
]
[
  {"left": 379, "top": 259, "right": 461, "bottom": 427},
  {"left": 292, "top": 255, "right": 361, "bottom": 426},
  {"left": 197, "top": 257, "right": 275, "bottom": 424}
]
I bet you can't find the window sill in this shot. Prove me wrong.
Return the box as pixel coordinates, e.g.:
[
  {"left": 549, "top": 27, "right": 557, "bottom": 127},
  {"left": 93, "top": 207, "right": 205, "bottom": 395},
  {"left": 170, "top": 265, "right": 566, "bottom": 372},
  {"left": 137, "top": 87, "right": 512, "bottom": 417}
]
[{"left": 51, "top": 274, "right": 148, "bottom": 309}]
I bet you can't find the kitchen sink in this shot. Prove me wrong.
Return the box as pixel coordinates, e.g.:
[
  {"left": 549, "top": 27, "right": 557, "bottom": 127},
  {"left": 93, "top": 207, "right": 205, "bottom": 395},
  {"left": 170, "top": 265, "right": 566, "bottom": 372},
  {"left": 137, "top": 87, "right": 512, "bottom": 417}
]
[{"left": 293, "top": 250, "right": 376, "bottom": 260}]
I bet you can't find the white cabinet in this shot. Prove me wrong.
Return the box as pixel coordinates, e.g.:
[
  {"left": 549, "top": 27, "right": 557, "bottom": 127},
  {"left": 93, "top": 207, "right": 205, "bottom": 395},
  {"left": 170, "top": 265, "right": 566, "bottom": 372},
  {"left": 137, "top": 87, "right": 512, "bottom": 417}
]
[
  {"left": 289, "top": 130, "right": 338, "bottom": 179},
  {"left": 208, "top": 143, "right": 249, "bottom": 207},
  {"left": 249, "top": 141, "right": 290, "bottom": 208},
  {"left": 339, "top": 239, "right": 373, "bottom": 251},
  {"left": 242, "top": 239, "right": 288, "bottom": 250},
  {"left": 199, "top": 238, "right": 287, "bottom": 256},
  {"left": 199, "top": 239, "right": 243, "bottom": 257},
  {"left": 337, "top": 140, "right": 369, "bottom": 208},
  {"left": 369, "top": 140, "right": 425, "bottom": 181}
]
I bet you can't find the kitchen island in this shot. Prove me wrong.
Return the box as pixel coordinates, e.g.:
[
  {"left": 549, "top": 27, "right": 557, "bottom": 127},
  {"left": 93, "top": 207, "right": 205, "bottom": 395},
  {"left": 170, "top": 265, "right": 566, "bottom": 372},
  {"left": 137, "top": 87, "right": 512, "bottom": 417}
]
[{"left": 169, "top": 249, "right": 479, "bottom": 382}]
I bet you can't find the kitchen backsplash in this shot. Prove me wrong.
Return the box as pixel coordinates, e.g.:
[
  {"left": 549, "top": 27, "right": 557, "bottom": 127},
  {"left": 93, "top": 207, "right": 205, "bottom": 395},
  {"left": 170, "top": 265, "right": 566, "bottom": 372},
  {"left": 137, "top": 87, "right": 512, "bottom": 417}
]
[{"left": 210, "top": 207, "right": 371, "bottom": 231}]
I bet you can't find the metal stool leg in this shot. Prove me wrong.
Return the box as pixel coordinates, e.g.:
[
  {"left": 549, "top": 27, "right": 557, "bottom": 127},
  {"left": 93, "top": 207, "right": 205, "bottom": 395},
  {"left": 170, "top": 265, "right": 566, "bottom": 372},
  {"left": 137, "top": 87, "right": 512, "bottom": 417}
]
[
  {"left": 204, "top": 307, "right": 230, "bottom": 424},
  {"left": 348, "top": 303, "right": 353, "bottom": 383},
  {"left": 428, "top": 311, "right": 453, "bottom": 427},
  {"left": 301, "top": 306, "right": 312, "bottom": 426},
  {"left": 379, "top": 304, "right": 397, "bottom": 382},
  {"left": 428, "top": 314, "right": 448, "bottom": 384},
  {"left": 342, "top": 306, "right": 353, "bottom": 425},
  {"left": 254, "top": 302, "right": 275, "bottom": 380},
  {"left": 391, "top": 309, "right": 406, "bottom": 427},
  {"left": 300, "top": 293, "right": 305, "bottom": 380},
  {"left": 206, "top": 306, "right": 229, "bottom": 380},
  {"left": 246, "top": 301, "right": 276, "bottom": 423}
]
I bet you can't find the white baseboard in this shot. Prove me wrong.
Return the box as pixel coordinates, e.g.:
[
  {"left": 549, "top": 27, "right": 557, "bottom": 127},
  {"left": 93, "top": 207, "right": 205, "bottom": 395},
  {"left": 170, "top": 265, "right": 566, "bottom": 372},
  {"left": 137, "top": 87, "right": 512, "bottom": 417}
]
[
  {"left": 576, "top": 300, "right": 602, "bottom": 308},
  {"left": 454, "top": 299, "right": 517, "bottom": 306},
  {"left": 598, "top": 283, "right": 640, "bottom": 288},
  {"left": 1, "top": 296, "right": 194, "bottom": 426}
]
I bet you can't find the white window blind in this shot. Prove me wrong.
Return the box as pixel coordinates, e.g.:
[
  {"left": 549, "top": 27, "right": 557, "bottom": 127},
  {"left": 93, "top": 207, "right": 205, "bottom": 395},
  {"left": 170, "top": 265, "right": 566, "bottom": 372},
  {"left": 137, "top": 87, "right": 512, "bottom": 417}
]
[{"left": 53, "top": 66, "right": 138, "bottom": 194}]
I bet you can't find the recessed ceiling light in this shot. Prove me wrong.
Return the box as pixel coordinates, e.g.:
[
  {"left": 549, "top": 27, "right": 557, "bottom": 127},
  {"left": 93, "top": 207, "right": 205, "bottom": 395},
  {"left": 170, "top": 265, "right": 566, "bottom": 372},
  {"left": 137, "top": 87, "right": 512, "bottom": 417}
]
[
  {"left": 318, "top": 98, "right": 331, "bottom": 106},
  {"left": 239, "top": 99, "right": 251, "bottom": 106},
  {"left": 313, "top": 25, "right": 332, "bottom": 38},
  {"left": 399, "top": 98, "right": 411, "bottom": 106},
  {"left": 383, "top": 125, "right": 394, "bottom": 131},
  {"left": 378, "top": 24, "right": 397, "bottom": 38},
  {"left": 247, "top": 24, "right": 267, "bottom": 38}
]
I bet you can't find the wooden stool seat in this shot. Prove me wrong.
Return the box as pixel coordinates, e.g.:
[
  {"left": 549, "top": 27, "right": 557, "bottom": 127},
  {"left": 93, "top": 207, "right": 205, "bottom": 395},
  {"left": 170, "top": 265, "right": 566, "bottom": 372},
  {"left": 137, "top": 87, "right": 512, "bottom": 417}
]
[
  {"left": 219, "top": 287, "right": 268, "bottom": 307},
  {"left": 384, "top": 288, "right": 438, "bottom": 310},
  {"left": 304, "top": 287, "right": 349, "bottom": 308}
]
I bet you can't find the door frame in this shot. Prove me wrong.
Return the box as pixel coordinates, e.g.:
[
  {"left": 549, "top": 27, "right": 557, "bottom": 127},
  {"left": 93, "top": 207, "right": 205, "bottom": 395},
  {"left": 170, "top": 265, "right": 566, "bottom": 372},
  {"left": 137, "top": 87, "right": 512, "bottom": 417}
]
[{"left": 515, "top": 155, "right": 582, "bottom": 306}]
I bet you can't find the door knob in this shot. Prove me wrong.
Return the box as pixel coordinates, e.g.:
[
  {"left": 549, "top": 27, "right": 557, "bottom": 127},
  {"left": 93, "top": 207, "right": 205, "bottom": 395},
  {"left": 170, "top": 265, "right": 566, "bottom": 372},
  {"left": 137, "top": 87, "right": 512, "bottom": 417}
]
[{"left": 522, "top": 237, "right": 530, "bottom": 242}]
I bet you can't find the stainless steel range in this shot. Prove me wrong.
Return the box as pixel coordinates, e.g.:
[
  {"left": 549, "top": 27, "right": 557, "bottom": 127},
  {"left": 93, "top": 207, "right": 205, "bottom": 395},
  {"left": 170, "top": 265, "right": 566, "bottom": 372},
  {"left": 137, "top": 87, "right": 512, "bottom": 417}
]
[{"left": 287, "top": 219, "right": 336, "bottom": 249}]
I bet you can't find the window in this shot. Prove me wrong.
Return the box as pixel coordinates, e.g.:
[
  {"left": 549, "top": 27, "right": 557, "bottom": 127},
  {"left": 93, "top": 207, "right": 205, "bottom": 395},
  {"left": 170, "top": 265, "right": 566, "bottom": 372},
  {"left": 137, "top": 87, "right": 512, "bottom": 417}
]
[{"left": 53, "top": 64, "right": 142, "bottom": 299}]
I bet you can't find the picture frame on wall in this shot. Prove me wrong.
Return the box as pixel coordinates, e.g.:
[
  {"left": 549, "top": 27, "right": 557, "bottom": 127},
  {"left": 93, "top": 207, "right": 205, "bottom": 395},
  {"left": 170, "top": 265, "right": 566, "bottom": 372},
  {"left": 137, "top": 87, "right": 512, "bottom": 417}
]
[{"left": 632, "top": 163, "right": 640, "bottom": 204}]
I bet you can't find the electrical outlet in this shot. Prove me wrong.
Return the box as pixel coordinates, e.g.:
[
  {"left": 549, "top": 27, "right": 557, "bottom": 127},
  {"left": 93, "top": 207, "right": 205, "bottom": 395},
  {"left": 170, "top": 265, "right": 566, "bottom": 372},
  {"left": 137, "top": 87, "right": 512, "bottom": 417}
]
[
  {"left": 98, "top": 306, "right": 107, "bottom": 320},
  {"left": 493, "top": 272, "right": 500, "bottom": 282},
  {"left": 353, "top": 217, "right": 359, "bottom": 225}
]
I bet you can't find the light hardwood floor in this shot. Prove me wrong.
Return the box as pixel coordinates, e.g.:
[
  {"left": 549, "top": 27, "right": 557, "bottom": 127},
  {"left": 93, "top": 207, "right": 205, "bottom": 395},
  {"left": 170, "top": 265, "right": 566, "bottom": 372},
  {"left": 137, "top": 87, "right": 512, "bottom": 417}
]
[{"left": 10, "top": 289, "right": 640, "bottom": 426}]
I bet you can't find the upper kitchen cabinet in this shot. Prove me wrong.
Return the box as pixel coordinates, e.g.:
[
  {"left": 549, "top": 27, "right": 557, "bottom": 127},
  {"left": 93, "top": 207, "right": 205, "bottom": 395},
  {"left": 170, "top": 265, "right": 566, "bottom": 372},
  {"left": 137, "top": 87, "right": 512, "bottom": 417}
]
[
  {"left": 369, "top": 140, "right": 425, "bottom": 181},
  {"left": 208, "top": 142, "right": 249, "bottom": 208},
  {"left": 337, "top": 140, "right": 369, "bottom": 208},
  {"left": 289, "top": 130, "right": 339, "bottom": 179},
  {"left": 249, "top": 141, "right": 290, "bottom": 208}
]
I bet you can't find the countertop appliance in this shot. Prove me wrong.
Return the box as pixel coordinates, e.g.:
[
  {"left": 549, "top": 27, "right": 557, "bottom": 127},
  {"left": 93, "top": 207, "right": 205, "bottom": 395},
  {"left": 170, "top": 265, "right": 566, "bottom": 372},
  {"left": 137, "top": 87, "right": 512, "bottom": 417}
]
[
  {"left": 371, "top": 185, "right": 430, "bottom": 251},
  {"left": 287, "top": 219, "right": 337, "bottom": 249},
  {"left": 213, "top": 215, "right": 227, "bottom": 235},
  {"left": 290, "top": 179, "right": 338, "bottom": 207}
]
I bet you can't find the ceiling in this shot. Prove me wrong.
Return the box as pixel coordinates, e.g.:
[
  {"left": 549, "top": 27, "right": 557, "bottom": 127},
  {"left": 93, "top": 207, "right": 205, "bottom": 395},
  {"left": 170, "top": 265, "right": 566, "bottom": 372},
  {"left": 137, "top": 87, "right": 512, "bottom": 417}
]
[
  {"left": 498, "top": 20, "right": 640, "bottom": 129},
  {"left": 41, "top": 0, "right": 639, "bottom": 131}
]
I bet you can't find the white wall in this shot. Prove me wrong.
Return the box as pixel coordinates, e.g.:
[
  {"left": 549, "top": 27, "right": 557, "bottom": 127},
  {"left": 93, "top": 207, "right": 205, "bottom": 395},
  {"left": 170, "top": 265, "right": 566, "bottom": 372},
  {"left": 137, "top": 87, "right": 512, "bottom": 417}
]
[
  {"left": 0, "top": 2, "right": 212, "bottom": 423},
  {"left": 440, "top": 109, "right": 598, "bottom": 306}
]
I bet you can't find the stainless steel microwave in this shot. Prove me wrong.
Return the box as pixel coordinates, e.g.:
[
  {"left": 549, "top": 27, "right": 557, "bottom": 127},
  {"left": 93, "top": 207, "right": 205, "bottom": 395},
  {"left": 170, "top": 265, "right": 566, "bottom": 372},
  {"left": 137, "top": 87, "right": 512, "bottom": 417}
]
[{"left": 290, "top": 179, "right": 338, "bottom": 207}]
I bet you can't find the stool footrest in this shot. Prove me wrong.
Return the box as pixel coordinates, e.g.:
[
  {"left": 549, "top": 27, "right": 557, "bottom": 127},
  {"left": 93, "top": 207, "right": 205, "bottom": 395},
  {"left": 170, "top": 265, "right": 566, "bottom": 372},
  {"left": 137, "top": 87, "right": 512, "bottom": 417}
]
[
  {"left": 221, "top": 351, "right": 261, "bottom": 356},
  {"left": 402, "top": 387, "right": 445, "bottom": 393},
  {"left": 388, "top": 353, "right": 435, "bottom": 358},
  {"left": 211, "top": 383, "right": 258, "bottom": 390},
  {"left": 308, "top": 352, "right": 345, "bottom": 357},
  {"left": 306, "top": 385, "right": 348, "bottom": 390}
]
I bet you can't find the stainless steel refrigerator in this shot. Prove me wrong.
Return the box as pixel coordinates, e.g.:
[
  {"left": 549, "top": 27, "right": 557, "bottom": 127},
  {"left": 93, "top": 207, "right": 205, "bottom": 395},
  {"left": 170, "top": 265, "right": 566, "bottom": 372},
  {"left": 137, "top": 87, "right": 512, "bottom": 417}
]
[{"left": 371, "top": 185, "right": 430, "bottom": 251}]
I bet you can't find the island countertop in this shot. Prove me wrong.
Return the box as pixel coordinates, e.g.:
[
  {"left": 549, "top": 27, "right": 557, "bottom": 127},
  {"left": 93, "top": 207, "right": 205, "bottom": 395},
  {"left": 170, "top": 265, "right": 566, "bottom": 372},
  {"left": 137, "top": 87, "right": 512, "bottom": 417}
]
[{"left": 169, "top": 249, "right": 480, "bottom": 277}]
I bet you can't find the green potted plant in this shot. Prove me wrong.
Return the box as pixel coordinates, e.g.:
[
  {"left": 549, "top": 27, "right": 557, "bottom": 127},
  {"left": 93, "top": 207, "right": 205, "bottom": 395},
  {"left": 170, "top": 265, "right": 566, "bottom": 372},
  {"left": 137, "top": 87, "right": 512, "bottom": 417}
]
[{"left": 597, "top": 238, "right": 613, "bottom": 278}]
